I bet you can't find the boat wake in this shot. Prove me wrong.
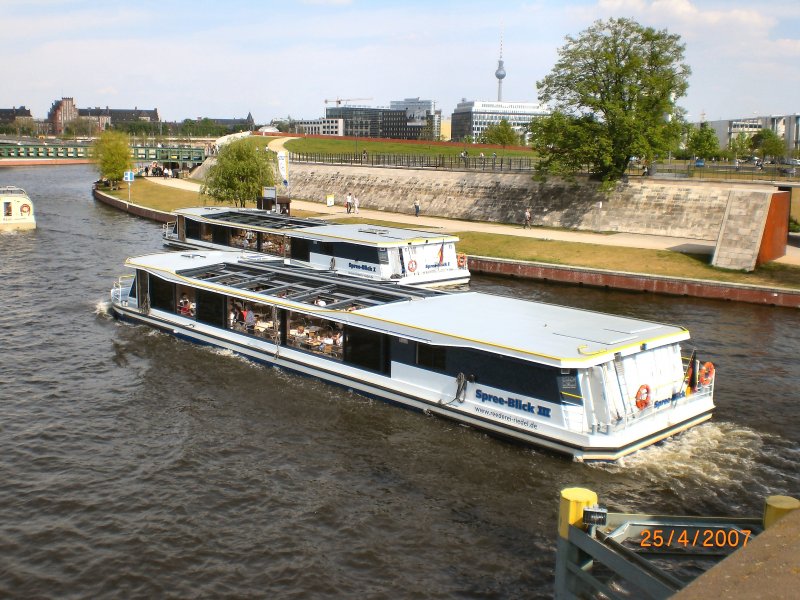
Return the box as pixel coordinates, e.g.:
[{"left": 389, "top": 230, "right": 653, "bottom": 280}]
[
  {"left": 94, "top": 299, "right": 112, "bottom": 316},
  {"left": 590, "top": 421, "right": 797, "bottom": 510}
]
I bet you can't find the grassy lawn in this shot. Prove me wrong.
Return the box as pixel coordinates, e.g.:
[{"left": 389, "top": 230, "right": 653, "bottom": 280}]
[
  {"left": 328, "top": 217, "right": 439, "bottom": 230},
  {"left": 103, "top": 178, "right": 323, "bottom": 217},
  {"left": 283, "top": 137, "right": 535, "bottom": 158},
  {"left": 453, "top": 231, "right": 800, "bottom": 289}
]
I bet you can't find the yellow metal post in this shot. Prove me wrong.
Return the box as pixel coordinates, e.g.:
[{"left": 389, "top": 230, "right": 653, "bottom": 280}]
[
  {"left": 558, "top": 487, "right": 598, "bottom": 539},
  {"left": 763, "top": 495, "right": 800, "bottom": 529}
]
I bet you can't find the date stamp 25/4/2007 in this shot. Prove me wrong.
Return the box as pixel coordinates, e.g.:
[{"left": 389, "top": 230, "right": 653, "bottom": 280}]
[{"left": 639, "top": 527, "right": 752, "bottom": 550}]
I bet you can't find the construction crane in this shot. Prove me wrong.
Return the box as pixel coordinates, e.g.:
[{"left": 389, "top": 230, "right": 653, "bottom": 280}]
[{"left": 324, "top": 97, "right": 373, "bottom": 106}]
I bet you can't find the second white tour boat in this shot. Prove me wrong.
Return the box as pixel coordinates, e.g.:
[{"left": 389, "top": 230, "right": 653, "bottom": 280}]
[{"left": 163, "top": 206, "right": 470, "bottom": 287}]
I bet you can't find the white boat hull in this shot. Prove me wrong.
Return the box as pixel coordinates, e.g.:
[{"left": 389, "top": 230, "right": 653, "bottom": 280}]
[{"left": 109, "top": 300, "right": 714, "bottom": 462}]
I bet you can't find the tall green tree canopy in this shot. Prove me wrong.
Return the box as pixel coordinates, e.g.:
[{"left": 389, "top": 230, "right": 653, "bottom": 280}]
[
  {"left": 686, "top": 123, "right": 720, "bottom": 159},
  {"left": 480, "top": 119, "right": 520, "bottom": 147},
  {"left": 532, "top": 17, "right": 690, "bottom": 182},
  {"left": 201, "top": 138, "right": 276, "bottom": 207},
  {"left": 750, "top": 128, "right": 784, "bottom": 159},
  {"left": 92, "top": 130, "right": 131, "bottom": 183}
]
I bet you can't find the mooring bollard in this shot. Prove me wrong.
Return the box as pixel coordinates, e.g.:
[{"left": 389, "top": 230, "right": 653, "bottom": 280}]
[
  {"left": 555, "top": 488, "right": 599, "bottom": 599},
  {"left": 558, "top": 487, "right": 599, "bottom": 539},
  {"left": 763, "top": 495, "right": 800, "bottom": 529}
]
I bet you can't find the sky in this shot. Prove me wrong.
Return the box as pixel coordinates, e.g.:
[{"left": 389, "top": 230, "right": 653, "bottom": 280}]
[{"left": 4, "top": 0, "right": 800, "bottom": 125}]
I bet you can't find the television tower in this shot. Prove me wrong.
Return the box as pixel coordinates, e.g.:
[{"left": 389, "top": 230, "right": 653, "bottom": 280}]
[{"left": 495, "top": 32, "right": 506, "bottom": 102}]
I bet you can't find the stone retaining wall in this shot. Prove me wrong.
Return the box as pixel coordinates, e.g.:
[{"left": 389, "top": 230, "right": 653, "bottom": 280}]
[{"left": 287, "top": 163, "right": 780, "bottom": 270}]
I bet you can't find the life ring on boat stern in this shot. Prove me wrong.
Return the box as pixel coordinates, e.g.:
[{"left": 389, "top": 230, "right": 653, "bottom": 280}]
[
  {"left": 635, "top": 384, "right": 651, "bottom": 410},
  {"left": 698, "top": 362, "right": 715, "bottom": 386},
  {"left": 457, "top": 253, "right": 467, "bottom": 268},
  {"left": 407, "top": 260, "right": 417, "bottom": 273},
  {"left": 20, "top": 203, "right": 31, "bottom": 215}
]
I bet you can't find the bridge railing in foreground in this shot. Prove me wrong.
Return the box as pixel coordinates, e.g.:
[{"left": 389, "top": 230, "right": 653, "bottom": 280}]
[{"left": 554, "top": 487, "right": 799, "bottom": 599}]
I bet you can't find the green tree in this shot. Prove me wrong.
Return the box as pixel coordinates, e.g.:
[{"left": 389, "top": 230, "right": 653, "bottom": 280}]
[
  {"left": 533, "top": 17, "right": 690, "bottom": 182},
  {"left": 480, "top": 119, "right": 519, "bottom": 148},
  {"left": 729, "top": 132, "right": 750, "bottom": 159},
  {"left": 529, "top": 112, "right": 603, "bottom": 175},
  {"left": 750, "top": 128, "right": 784, "bottom": 160},
  {"left": 201, "top": 138, "right": 276, "bottom": 207},
  {"left": 686, "top": 123, "right": 719, "bottom": 159},
  {"left": 92, "top": 130, "right": 131, "bottom": 187}
]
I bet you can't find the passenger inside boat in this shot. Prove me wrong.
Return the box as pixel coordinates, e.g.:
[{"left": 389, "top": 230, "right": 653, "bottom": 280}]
[
  {"left": 177, "top": 291, "right": 195, "bottom": 317},
  {"left": 286, "top": 312, "right": 344, "bottom": 359}
]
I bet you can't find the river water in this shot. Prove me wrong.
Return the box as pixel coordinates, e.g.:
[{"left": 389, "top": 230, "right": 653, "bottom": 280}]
[{"left": 0, "top": 165, "right": 797, "bottom": 599}]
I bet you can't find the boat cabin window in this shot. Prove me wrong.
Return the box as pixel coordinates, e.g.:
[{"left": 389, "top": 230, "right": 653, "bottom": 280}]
[
  {"left": 410, "top": 342, "right": 562, "bottom": 403},
  {"left": 260, "top": 233, "right": 286, "bottom": 256},
  {"left": 185, "top": 218, "right": 201, "bottom": 240},
  {"left": 176, "top": 286, "right": 196, "bottom": 318},
  {"left": 211, "top": 225, "right": 229, "bottom": 246},
  {"left": 3, "top": 202, "right": 10, "bottom": 217},
  {"left": 344, "top": 326, "right": 389, "bottom": 374},
  {"left": 129, "top": 276, "right": 137, "bottom": 299},
  {"left": 149, "top": 274, "right": 175, "bottom": 312},
  {"left": 229, "top": 228, "right": 255, "bottom": 250},
  {"left": 307, "top": 241, "right": 382, "bottom": 265},
  {"left": 311, "top": 241, "right": 335, "bottom": 256},
  {"left": 195, "top": 289, "right": 226, "bottom": 327},
  {"left": 417, "top": 344, "right": 446, "bottom": 371},
  {"left": 336, "top": 243, "right": 381, "bottom": 264},
  {"left": 285, "top": 311, "right": 343, "bottom": 359},
  {"left": 290, "top": 238, "right": 310, "bottom": 262},
  {"left": 228, "top": 299, "right": 282, "bottom": 342}
]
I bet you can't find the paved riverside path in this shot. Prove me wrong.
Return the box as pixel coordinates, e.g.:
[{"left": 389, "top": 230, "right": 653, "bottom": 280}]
[{"left": 145, "top": 175, "right": 800, "bottom": 266}]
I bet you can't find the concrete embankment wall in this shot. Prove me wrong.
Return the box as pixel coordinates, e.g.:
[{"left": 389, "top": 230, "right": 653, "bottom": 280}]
[
  {"left": 287, "top": 163, "right": 781, "bottom": 270},
  {"left": 93, "top": 188, "right": 171, "bottom": 223},
  {"left": 469, "top": 256, "right": 800, "bottom": 309}
]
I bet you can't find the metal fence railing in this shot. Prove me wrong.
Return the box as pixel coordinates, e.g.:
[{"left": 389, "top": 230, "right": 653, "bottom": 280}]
[
  {"left": 289, "top": 152, "right": 535, "bottom": 172},
  {"left": 287, "top": 152, "right": 800, "bottom": 182}
]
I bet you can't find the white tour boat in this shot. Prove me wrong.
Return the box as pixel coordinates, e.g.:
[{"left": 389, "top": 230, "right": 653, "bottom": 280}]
[
  {"left": 109, "top": 250, "right": 716, "bottom": 461},
  {"left": 1, "top": 186, "right": 36, "bottom": 231},
  {"left": 163, "top": 206, "right": 470, "bottom": 287}
]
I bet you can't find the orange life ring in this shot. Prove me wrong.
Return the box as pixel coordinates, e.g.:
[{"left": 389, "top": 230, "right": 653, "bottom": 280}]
[
  {"left": 457, "top": 253, "right": 467, "bottom": 268},
  {"left": 20, "top": 203, "right": 31, "bottom": 215},
  {"left": 635, "top": 384, "right": 651, "bottom": 410},
  {"left": 698, "top": 362, "right": 715, "bottom": 386},
  {"left": 407, "top": 260, "right": 417, "bottom": 273}
]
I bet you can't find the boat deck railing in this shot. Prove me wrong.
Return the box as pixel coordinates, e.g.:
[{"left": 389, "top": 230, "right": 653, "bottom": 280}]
[
  {"left": 112, "top": 275, "right": 135, "bottom": 305},
  {"left": 163, "top": 221, "right": 177, "bottom": 238},
  {"left": 601, "top": 384, "right": 713, "bottom": 435}
]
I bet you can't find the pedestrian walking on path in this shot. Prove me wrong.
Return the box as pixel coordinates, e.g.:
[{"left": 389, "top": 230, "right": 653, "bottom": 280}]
[
  {"left": 524, "top": 207, "right": 532, "bottom": 229},
  {"left": 414, "top": 199, "right": 420, "bottom": 217}
]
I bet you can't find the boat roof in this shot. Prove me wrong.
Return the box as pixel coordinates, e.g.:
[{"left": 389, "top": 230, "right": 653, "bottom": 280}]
[
  {"left": 172, "top": 206, "right": 459, "bottom": 246},
  {"left": 125, "top": 251, "right": 689, "bottom": 367}
]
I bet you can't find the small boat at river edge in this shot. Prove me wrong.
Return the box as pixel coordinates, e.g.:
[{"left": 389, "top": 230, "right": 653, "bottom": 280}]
[
  {"left": 1, "top": 186, "right": 36, "bottom": 231},
  {"left": 109, "top": 250, "right": 716, "bottom": 461}
]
